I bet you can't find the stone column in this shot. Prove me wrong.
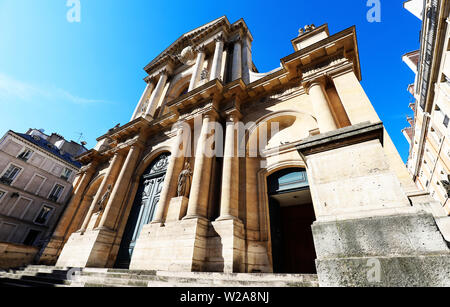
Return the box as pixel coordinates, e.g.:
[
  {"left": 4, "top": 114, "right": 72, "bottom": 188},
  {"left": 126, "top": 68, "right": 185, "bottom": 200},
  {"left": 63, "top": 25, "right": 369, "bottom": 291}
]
[
  {"left": 307, "top": 79, "right": 337, "bottom": 133},
  {"left": 79, "top": 153, "right": 123, "bottom": 233},
  {"left": 152, "top": 124, "right": 189, "bottom": 223},
  {"left": 131, "top": 81, "right": 155, "bottom": 121},
  {"left": 52, "top": 168, "right": 95, "bottom": 238},
  {"left": 232, "top": 39, "right": 242, "bottom": 81},
  {"left": 189, "top": 46, "right": 206, "bottom": 91},
  {"left": 145, "top": 71, "right": 168, "bottom": 119},
  {"left": 242, "top": 34, "right": 252, "bottom": 84},
  {"left": 217, "top": 112, "right": 240, "bottom": 221},
  {"left": 210, "top": 36, "right": 224, "bottom": 81},
  {"left": 99, "top": 144, "right": 142, "bottom": 230},
  {"left": 184, "top": 113, "right": 216, "bottom": 219}
]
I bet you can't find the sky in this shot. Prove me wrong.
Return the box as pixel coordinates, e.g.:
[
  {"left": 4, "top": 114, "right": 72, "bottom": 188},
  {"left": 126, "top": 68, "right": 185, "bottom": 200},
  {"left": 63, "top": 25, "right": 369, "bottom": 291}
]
[{"left": 0, "top": 0, "right": 421, "bottom": 161}]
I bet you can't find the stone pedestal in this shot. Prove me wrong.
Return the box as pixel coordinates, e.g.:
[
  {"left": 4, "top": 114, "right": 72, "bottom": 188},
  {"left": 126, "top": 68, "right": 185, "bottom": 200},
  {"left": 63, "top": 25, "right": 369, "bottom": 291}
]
[
  {"left": 129, "top": 217, "right": 209, "bottom": 272},
  {"left": 297, "top": 122, "right": 450, "bottom": 287},
  {"left": 209, "top": 219, "right": 245, "bottom": 273},
  {"left": 55, "top": 227, "right": 116, "bottom": 268},
  {"left": 86, "top": 212, "right": 102, "bottom": 231},
  {"left": 166, "top": 197, "right": 189, "bottom": 222}
]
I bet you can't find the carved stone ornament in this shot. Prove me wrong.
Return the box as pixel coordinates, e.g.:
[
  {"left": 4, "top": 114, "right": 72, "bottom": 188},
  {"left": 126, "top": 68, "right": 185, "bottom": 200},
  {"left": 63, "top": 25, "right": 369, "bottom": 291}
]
[
  {"left": 178, "top": 46, "right": 196, "bottom": 65},
  {"left": 200, "top": 68, "right": 209, "bottom": 80},
  {"left": 149, "top": 154, "right": 170, "bottom": 175}
]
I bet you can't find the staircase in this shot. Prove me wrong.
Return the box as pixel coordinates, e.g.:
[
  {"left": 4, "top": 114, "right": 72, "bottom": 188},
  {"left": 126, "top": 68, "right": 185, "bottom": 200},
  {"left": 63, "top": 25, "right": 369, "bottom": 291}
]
[{"left": 0, "top": 265, "right": 319, "bottom": 287}]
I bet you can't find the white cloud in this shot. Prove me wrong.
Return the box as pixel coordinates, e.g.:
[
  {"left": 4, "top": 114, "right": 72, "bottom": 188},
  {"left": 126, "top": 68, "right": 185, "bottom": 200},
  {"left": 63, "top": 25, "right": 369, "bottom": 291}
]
[{"left": 0, "top": 73, "right": 109, "bottom": 105}]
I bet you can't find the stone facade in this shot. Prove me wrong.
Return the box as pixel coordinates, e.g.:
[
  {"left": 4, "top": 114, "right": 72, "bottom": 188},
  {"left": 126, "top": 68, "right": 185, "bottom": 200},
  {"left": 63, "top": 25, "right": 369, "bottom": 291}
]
[
  {"left": 403, "top": 0, "right": 450, "bottom": 214},
  {"left": 39, "top": 17, "right": 449, "bottom": 286},
  {"left": 0, "top": 129, "right": 86, "bottom": 268}
]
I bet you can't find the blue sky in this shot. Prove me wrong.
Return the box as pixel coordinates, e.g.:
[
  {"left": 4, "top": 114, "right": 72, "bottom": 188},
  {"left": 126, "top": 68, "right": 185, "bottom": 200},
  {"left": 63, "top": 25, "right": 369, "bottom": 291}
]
[{"left": 0, "top": 0, "right": 420, "bottom": 161}]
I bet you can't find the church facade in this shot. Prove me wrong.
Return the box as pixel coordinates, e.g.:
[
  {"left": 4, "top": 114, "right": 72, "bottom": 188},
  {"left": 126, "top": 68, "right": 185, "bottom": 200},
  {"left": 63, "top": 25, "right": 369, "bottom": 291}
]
[{"left": 39, "top": 17, "right": 449, "bottom": 286}]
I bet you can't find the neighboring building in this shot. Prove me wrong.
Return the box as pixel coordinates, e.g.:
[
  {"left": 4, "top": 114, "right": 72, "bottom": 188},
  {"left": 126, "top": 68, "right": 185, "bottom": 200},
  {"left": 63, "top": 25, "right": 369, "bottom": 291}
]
[
  {"left": 39, "top": 17, "right": 449, "bottom": 286},
  {"left": 0, "top": 128, "right": 86, "bottom": 268},
  {"left": 402, "top": 0, "right": 450, "bottom": 215}
]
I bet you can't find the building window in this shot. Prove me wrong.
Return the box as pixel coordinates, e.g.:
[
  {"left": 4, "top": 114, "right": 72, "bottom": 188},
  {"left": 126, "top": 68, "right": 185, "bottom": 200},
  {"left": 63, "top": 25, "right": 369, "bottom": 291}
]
[
  {"left": 34, "top": 205, "right": 54, "bottom": 225},
  {"left": 444, "top": 115, "right": 449, "bottom": 128},
  {"left": 0, "top": 191, "right": 4, "bottom": 202},
  {"left": 48, "top": 184, "right": 64, "bottom": 202},
  {"left": 23, "top": 229, "right": 41, "bottom": 246},
  {"left": 61, "top": 168, "right": 72, "bottom": 181},
  {"left": 17, "top": 148, "right": 33, "bottom": 162},
  {"left": 0, "top": 165, "right": 22, "bottom": 185}
]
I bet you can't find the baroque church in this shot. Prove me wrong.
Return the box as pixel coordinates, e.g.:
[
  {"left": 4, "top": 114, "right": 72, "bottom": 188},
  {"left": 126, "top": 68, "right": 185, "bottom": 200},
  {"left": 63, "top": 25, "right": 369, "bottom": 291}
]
[{"left": 38, "top": 17, "right": 449, "bottom": 287}]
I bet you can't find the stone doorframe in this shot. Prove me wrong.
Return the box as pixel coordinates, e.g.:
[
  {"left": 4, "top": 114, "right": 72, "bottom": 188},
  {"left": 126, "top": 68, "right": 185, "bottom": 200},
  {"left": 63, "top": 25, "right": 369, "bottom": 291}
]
[
  {"left": 108, "top": 146, "right": 172, "bottom": 267},
  {"left": 256, "top": 158, "right": 310, "bottom": 272}
]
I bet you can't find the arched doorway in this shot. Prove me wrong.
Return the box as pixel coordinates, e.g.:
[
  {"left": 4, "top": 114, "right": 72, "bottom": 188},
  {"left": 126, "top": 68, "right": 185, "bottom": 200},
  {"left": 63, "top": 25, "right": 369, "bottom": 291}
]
[
  {"left": 267, "top": 168, "right": 317, "bottom": 274},
  {"left": 115, "top": 153, "right": 170, "bottom": 268}
]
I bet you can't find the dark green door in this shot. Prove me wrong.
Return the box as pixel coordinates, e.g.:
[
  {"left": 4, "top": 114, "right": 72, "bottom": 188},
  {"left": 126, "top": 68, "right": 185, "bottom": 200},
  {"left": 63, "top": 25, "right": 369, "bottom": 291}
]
[{"left": 115, "top": 153, "right": 170, "bottom": 268}]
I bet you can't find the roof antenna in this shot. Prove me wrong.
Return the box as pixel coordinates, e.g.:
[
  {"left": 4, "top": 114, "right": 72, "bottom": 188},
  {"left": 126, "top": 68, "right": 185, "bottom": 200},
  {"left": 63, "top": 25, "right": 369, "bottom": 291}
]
[{"left": 75, "top": 132, "right": 85, "bottom": 144}]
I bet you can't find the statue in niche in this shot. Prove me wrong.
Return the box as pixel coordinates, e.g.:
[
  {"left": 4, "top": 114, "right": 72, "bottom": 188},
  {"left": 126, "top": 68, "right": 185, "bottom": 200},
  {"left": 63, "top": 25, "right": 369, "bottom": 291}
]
[
  {"left": 441, "top": 175, "right": 450, "bottom": 197},
  {"left": 97, "top": 184, "right": 112, "bottom": 211},
  {"left": 177, "top": 162, "right": 192, "bottom": 198}
]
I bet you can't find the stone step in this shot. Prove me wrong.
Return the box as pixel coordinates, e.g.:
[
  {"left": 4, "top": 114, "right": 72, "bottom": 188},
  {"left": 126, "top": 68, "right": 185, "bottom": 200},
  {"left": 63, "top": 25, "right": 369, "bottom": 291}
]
[
  {"left": 156, "top": 271, "right": 319, "bottom": 283},
  {"left": 0, "top": 276, "right": 67, "bottom": 287},
  {"left": 0, "top": 265, "right": 319, "bottom": 287},
  {"left": 73, "top": 274, "right": 318, "bottom": 287}
]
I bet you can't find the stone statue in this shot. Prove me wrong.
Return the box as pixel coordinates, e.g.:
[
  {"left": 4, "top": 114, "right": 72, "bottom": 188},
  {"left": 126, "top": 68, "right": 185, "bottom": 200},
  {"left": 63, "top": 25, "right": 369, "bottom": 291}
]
[
  {"left": 97, "top": 184, "right": 112, "bottom": 211},
  {"left": 441, "top": 175, "right": 450, "bottom": 197},
  {"left": 177, "top": 162, "right": 192, "bottom": 198}
]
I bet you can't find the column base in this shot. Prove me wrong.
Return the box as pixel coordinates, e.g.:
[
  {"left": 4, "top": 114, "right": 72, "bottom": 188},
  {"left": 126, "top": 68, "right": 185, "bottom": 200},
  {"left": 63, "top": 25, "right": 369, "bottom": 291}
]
[
  {"left": 215, "top": 215, "right": 242, "bottom": 223},
  {"left": 210, "top": 218, "right": 245, "bottom": 273}
]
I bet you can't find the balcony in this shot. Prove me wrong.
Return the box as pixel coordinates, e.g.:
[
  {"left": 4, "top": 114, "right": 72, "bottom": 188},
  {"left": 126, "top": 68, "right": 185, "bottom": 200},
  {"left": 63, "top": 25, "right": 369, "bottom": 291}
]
[
  {"left": 0, "top": 177, "right": 13, "bottom": 185},
  {"left": 60, "top": 175, "right": 70, "bottom": 181},
  {"left": 48, "top": 195, "right": 59, "bottom": 202},
  {"left": 17, "top": 156, "right": 30, "bottom": 162}
]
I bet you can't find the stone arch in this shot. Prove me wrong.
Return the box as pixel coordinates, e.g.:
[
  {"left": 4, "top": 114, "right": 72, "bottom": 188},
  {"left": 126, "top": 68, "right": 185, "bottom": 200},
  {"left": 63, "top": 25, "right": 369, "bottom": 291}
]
[
  {"left": 165, "top": 73, "right": 192, "bottom": 102},
  {"left": 133, "top": 145, "right": 172, "bottom": 181},
  {"left": 244, "top": 110, "right": 319, "bottom": 156}
]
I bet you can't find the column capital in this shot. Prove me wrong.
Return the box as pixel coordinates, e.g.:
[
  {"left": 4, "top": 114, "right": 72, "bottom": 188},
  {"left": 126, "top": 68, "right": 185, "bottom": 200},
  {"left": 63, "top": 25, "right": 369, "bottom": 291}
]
[
  {"left": 214, "top": 34, "right": 225, "bottom": 43},
  {"left": 196, "top": 45, "right": 206, "bottom": 53},
  {"left": 145, "top": 76, "right": 157, "bottom": 85},
  {"left": 159, "top": 68, "right": 170, "bottom": 77},
  {"left": 224, "top": 108, "right": 242, "bottom": 122},
  {"left": 303, "top": 75, "right": 327, "bottom": 94},
  {"left": 203, "top": 109, "right": 220, "bottom": 121}
]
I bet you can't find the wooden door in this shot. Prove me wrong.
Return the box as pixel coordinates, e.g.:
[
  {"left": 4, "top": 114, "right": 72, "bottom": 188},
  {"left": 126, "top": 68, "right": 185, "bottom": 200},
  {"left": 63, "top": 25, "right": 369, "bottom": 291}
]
[{"left": 280, "top": 204, "right": 317, "bottom": 274}]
